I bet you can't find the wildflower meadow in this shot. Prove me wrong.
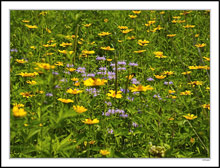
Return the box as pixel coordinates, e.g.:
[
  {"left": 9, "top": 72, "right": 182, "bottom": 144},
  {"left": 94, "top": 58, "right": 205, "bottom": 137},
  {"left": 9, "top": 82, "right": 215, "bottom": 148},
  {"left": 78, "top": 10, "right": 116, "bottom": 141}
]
[{"left": 10, "top": 10, "right": 210, "bottom": 158}]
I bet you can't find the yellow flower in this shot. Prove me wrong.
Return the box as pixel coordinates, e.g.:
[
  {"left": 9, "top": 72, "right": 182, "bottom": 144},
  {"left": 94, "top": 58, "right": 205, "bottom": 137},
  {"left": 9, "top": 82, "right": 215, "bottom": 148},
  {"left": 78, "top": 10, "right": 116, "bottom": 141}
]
[
  {"left": 168, "top": 117, "right": 174, "bottom": 121},
  {"left": 190, "top": 137, "right": 195, "bottom": 143},
  {"left": 127, "top": 36, "right": 136, "bottom": 40},
  {"left": 107, "top": 59, "right": 112, "bottom": 61},
  {"left": 104, "top": 19, "right": 108, "bottom": 22},
  {"left": 182, "top": 71, "right": 191, "bottom": 75},
  {"left": 73, "top": 105, "right": 87, "bottom": 113},
  {"left": 54, "top": 62, "right": 63, "bottom": 66},
  {"left": 177, "top": 20, "right": 186, "bottom": 23},
  {"left": 172, "top": 20, "right": 177, "bottom": 23},
  {"left": 25, "top": 24, "right": 38, "bottom": 29},
  {"left": 154, "top": 51, "right": 167, "bottom": 58},
  {"left": 132, "top": 10, "right": 141, "bottom": 14},
  {"left": 20, "top": 92, "right": 34, "bottom": 98},
  {"left": 30, "top": 46, "right": 36, "bottom": 49},
  {"left": 39, "top": 11, "right": 47, "bottom": 16},
  {"left": 154, "top": 75, "right": 166, "bottom": 79},
  {"left": 13, "top": 103, "right": 24, "bottom": 108},
  {"left": 71, "top": 77, "right": 79, "bottom": 81},
  {"left": 180, "top": 11, "right": 192, "bottom": 15},
  {"left": 134, "top": 50, "right": 146, "bottom": 53},
  {"left": 66, "top": 68, "right": 76, "bottom": 72},
  {"left": 100, "top": 150, "right": 110, "bottom": 156},
  {"left": 202, "top": 104, "right": 210, "bottom": 110},
  {"left": 60, "top": 42, "right": 72, "bottom": 47},
  {"left": 36, "top": 90, "right": 44, "bottom": 94},
  {"left": 129, "top": 84, "right": 153, "bottom": 92},
  {"left": 107, "top": 90, "right": 123, "bottom": 98},
  {"left": 167, "top": 34, "right": 176, "bottom": 37},
  {"left": 206, "top": 87, "right": 210, "bottom": 91},
  {"left": 162, "top": 71, "right": 174, "bottom": 75},
  {"left": 22, "top": 20, "right": 30, "bottom": 23},
  {"left": 129, "top": 15, "right": 137, "bottom": 18},
  {"left": 26, "top": 80, "right": 37, "bottom": 85},
  {"left": 82, "top": 50, "right": 95, "bottom": 55},
  {"left": 58, "top": 50, "right": 74, "bottom": 54},
  {"left": 183, "top": 25, "right": 195, "bottom": 28},
  {"left": 183, "top": 113, "right": 197, "bottom": 120},
  {"left": 138, "top": 40, "right": 150, "bottom": 46},
  {"left": 121, "top": 29, "right": 134, "bottom": 34},
  {"left": 43, "top": 43, "right": 57, "bottom": 47},
  {"left": 24, "top": 123, "right": 28, "bottom": 127},
  {"left": 66, "top": 88, "right": 83, "bottom": 95},
  {"left": 173, "top": 16, "right": 181, "bottom": 19},
  {"left": 18, "top": 72, "right": 39, "bottom": 77},
  {"left": 82, "top": 118, "right": 99, "bottom": 124},
  {"left": 169, "top": 90, "right": 176, "bottom": 94},
  {"left": 188, "top": 81, "right": 203, "bottom": 86},
  {"left": 180, "top": 90, "right": 192, "bottom": 95},
  {"left": 195, "top": 34, "right": 199, "bottom": 37},
  {"left": 46, "top": 28, "right": 51, "bottom": 33},
  {"left": 195, "top": 43, "right": 206, "bottom": 48},
  {"left": 12, "top": 106, "right": 27, "bottom": 117},
  {"left": 74, "top": 82, "right": 80, "bottom": 86},
  {"left": 98, "top": 32, "right": 111, "bottom": 36},
  {"left": 36, "top": 63, "right": 55, "bottom": 70},
  {"left": 118, "top": 40, "right": 123, "bottom": 43},
  {"left": 84, "top": 23, "right": 92, "bottom": 27},
  {"left": 160, "top": 11, "right": 165, "bottom": 15},
  {"left": 100, "top": 46, "right": 115, "bottom": 51},
  {"left": 84, "top": 78, "right": 107, "bottom": 86},
  {"left": 57, "top": 98, "right": 74, "bottom": 103},
  {"left": 126, "top": 74, "right": 134, "bottom": 80},
  {"left": 203, "top": 57, "right": 210, "bottom": 61},
  {"left": 118, "top": 26, "right": 128, "bottom": 30},
  {"left": 89, "top": 140, "right": 96, "bottom": 145},
  {"left": 16, "top": 59, "right": 27, "bottom": 64}
]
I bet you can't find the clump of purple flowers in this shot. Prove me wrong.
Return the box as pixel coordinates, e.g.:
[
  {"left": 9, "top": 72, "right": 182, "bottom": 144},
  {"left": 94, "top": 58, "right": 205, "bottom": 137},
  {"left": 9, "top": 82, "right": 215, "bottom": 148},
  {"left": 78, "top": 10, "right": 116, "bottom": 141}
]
[
  {"left": 129, "top": 62, "right": 138, "bottom": 66},
  {"left": 107, "top": 128, "right": 114, "bottom": 134},
  {"left": 10, "top": 48, "right": 18, "bottom": 52},
  {"left": 153, "top": 94, "right": 162, "bottom": 100},
  {"left": 147, "top": 77, "right": 154, "bottom": 81},
  {"left": 102, "top": 108, "right": 127, "bottom": 117},
  {"left": 76, "top": 67, "right": 86, "bottom": 73},
  {"left": 96, "top": 56, "right": 106, "bottom": 61},
  {"left": 132, "top": 122, "right": 138, "bottom": 127},
  {"left": 107, "top": 71, "right": 115, "bottom": 80},
  {"left": 86, "top": 88, "right": 99, "bottom": 96},
  {"left": 164, "top": 81, "right": 173, "bottom": 85},
  {"left": 66, "top": 64, "right": 74, "bottom": 67},
  {"left": 131, "top": 78, "right": 140, "bottom": 85},
  {"left": 105, "top": 101, "right": 112, "bottom": 106},
  {"left": 46, "top": 93, "right": 53, "bottom": 97}
]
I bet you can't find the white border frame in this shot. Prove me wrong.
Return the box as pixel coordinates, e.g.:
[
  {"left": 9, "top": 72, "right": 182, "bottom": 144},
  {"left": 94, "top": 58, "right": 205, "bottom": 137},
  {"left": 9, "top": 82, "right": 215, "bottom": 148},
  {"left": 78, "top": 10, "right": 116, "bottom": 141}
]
[{"left": 1, "top": 1, "right": 219, "bottom": 167}]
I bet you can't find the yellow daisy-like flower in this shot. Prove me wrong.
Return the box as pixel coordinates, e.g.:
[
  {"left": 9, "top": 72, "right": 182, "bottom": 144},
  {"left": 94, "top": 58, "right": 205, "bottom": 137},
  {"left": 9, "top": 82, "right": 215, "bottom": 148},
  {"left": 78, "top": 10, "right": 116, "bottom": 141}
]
[
  {"left": 118, "top": 26, "right": 128, "bottom": 30},
  {"left": 57, "top": 98, "right": 74, "bottom": 103},
  {"left": 167, "top": 34, "right": 176, "bottom": 37},
  {"left": 127, "top": 36, "right": 136, "bottom": 40},
  {"left": 60, "top": 42, "right": 72, "bottom": 47},
  {"left": 84, "top": 78, "right": 107, "bottom": 87},
  {"left": 129, "top": 15, "right": 137, "bottom": 18},
  {"left": 22, "top": 20, "right": 30, "bottom": 23},
  {"left": 46, "top": 28, "right": 51, "bottom": 33},
  {"left": 74, "top": 82, "right": 80, "bottom": 86},
  {"left": 104, "top": 19, "right": 108, "bottom": 22},
  {"left": 107, "top": 90, "right": 123, "bottom": 98},
  {"left": 202, "top": 104, "right": 210, "bottom": 110},
  {"left": 121, "top": 29, "right": 134, "bottom": 34},
  {"left": 182, "top": 71, "right": 192, "bottom": 75},
  {"left": 58, "top": 50, "right": 74, "bottom": 54},
  {"left": 100, "top": 149, "right": 110, "bottom": 156},
  {"left": 20, "top": 92, "right": 34, "bottom": 98},
  {"left": 195, "top": 43, "right": 206, "bottom": 48},
  {"left": 188, "top": 81, "right": 203, "bottom": 87},
  {"left": 206, "top": 87, "right": 210, "bottom": 91},
  {"left": 100, "top": 46, "right": 115, "bottom": 51},
  {"left": 129, "top": 84, "right": 153, "bottom": 92},
  {"left": 82, "top": 50, "right": 95, "bottom": 55},
  {"left": 183, "top": 25, "right": 195, "bottom": 28},
  {"left": 172, "top": 20, "right": 177, "bottom": 23},
  {"left": 168, "top": 117, "right": 174, "bottom": 121},
  {"left": 190, "top": 137, "right": 195, "bottom": 143},
  {"left": 25, "top": 24, "right": 38, "bottom": 29},
  {"left": 16, "top": 59, "right": 27, "bottom": 64},
  {"left": 126, "top": 74, "right": 134, "bottom": 80},
  {"left": 98, "top": 32, "right": 111, "bottom": 36},
  {"left": 173, "top": 16, "right": 181, "bottom": 19},
  {"left": 39, "top": 11, "right": 47, "bottom": 16},
  {"left": 83, "top": 23, "right": 92, "bottom": 27},
  {"left": 107, "top": 59, "right": 112, "bottom": 61},
  {"left": 180, "top": 90, "right": 192, "bottom": 95},
  {"left": 26, "top": 80, "right": 37, "bottom": 85},
  {"left": 168, "top": 90, "right": 176, "bottom": 94},
  {"left": 30, "top": 46, "right": 36, "bottom": 49},
  {"left": 138, "top": 40, "right": 150, "bottom": 46},
  {"left": 13, "top": 103, "right": 25, "bottom": 108},
  {"left": 183, "top": 113, "right": 197, "bottom": 120},
  {"left": 18, "top": 72, "right": 39, "bottom": 77},
  {"left": 66, "top": 88, "right": 83, "bottom": 95},
  {"left": 132, "top": 10, "right": 141, "bottom": 14},
  {"left": 162, "top": 71, "right": 174, "bottom": 75},
  {"left": 160, "top": 11, "right": 165, "bottom": 15},
  {"left": 36, "top": 63, "right": 55, "bottom": 70},
  {"left": 134, "top": 50, "right": 146, "bottom": 53},
  {"left": 154, "top": 75, "right": 166, "bottom": 79},
  {"left": 73, "top": 105, "right": 87, "bottom": 113},
  {"left": 82, "top": 118, "right": 99, "bottom": 125},
  {"left": 71, "top": 77, "right": 79, "bottom": 81},
  {"left": 89, "top": 140, "right": 96, "bottom": 145},
  {"left": 12, "top": 106, "right": 27, "bottom": 117},
  {"left": 54, "top": 62, "right": 64, "bottom": 66},
  {"left": 195, "top": 34, "right": 199, "bottom": 37},
  {"left": 66, "top": 68, "right": 76, "bottom": 72}
]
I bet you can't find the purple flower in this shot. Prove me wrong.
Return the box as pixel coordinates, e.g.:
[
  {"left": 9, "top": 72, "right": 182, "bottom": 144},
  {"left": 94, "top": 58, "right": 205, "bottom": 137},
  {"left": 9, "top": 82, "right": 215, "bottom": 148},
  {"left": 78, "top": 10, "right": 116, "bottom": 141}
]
[
  {"left": 87, "top": 73, "right": 96, "bottom": 77},
  {"left": 132, "top": 122, "right": 138, "bottom": 127},
  {"left": 129, "top": 62, "right": 138, "bottom": 66},
  {"left": 60, "top": 78, "right": 68, "bottom": 82},
  {"left": 46, "top": 93, "right": 53, "bottom": 97},
  {"left": 96, "top": 56, "right": 106, "bottom": 61},
  {"left": 10, "top": 48, "right": 18, "bottom": 52},
  {"left": 120, "top": 114, "right": 128, "bottom": 118},
  {"left": 131, "top": 78, "right": 140, "bottom": 85},
  {"left": 55, "top": 85, "right": 61, "bottom": 89},
  {"left": 97, "top": 71, "right": 106, "bottom": 75},
  {"left": 127, "top": 97, "right": 134, "bottom": 101},
  {"left": 86, "top": 88, "right": 99, "bottom": 96},
  {"left": 147, "top": 77, "right": 154, "bottom": 81},
  {"left": 76, "top": 67, "right": 86, "bottom": 73},
  {"left": 64, "top": 71, "right": 71, "bottom": 75},
  {"left": 107, "top": 71, "right": 115, "bottom": 80},
  {"left": 108, "top": 128, "right": 114, "bottom": 134},
  {"left": 99, "top": 67, "right": 107, "bottom": 71},
  {"left": 105, "top": 101, "right": 112, "bottom": 106},
  {"left": 118, "top": 61, "right": 126, "bottom": 65},
  {"left": 52, "top": 71, "right": 59, "bottom": 75},
  {"left": 164, "top": 81, "right": 173, "bottom": 85},
  {"left": 110, "top": 63, "right": 115, "bottom": 67},
  {"left": 66, "top": 64, "right": 74, "bottom": 67}
]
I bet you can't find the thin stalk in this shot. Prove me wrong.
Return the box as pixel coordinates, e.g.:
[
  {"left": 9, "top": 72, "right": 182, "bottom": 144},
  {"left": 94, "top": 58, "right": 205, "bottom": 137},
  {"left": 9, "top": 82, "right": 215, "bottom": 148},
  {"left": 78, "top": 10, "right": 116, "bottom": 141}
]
[
  {"left": 73, "top": 24, "right": 79, "bottom": 65},
  {"left": 114, "top": 53, "right": 118, "bottom": 94}
]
